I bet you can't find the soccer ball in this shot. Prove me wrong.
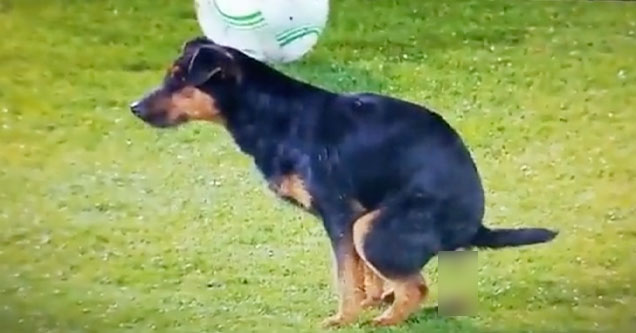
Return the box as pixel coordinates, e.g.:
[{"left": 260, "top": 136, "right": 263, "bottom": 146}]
[{"left": 194, "top": 0, "right": 329, "bottom": 63}]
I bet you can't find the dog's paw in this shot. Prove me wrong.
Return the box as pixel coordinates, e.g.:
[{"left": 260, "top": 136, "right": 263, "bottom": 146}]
[
  {"left": 321, "top": 314, "right": 354, "bottom": 328},
  {"left": 371, "top": 313, "right": 401, "bottom": 327}
]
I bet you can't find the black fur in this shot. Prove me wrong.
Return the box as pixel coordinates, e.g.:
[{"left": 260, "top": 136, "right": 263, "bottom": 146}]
[
  {"left": 471, "top": 226, "right": 558, "bottom": 249},
  {"left": 131, "top": 37, "right": 557, "bottom": 280}
]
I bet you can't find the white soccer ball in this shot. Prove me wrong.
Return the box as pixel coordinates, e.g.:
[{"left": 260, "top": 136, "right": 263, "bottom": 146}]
[{"left": 194, "top": 0, "right": 329, "bottom": 63}]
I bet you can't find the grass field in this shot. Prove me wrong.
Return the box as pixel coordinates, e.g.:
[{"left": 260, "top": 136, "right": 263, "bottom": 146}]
[{"left": 1, "top": 0, "right": 635, "bottom": 332}]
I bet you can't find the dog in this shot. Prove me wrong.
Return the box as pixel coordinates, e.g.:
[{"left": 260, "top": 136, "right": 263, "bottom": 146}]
[{"left": 130, "top": 37, "right": 557, "bottom": 326}]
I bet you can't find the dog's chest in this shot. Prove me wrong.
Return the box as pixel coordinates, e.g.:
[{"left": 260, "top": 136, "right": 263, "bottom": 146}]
[
  {"left": 269, "top": 173, "right": 313, "bottom": 209},
  {"left": 252, "top": 142, "right": 316, "bottom": 210}
]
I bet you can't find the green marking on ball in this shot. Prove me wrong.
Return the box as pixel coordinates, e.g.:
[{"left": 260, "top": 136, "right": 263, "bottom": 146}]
[
  {"left": 276, "top": 25, "right": 320, "bottom": 41},
  {"left": 278, "top": 27, "right": 322, "bottom": 47},
  {"left": 213, "top": 0, "right": 266, "bottom": 29}
]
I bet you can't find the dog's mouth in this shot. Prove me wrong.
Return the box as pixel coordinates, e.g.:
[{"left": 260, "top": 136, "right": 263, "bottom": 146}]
[
  {"left": 134, "top": 111, "right": 186, "bottom": 128},
  {"left": 145, "top": 118, "right": 174, "bottom": 128}
]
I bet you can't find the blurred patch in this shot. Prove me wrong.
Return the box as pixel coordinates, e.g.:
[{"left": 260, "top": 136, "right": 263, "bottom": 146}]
[{"left": 438, "top": 250, "right": 478, "bottom": 316}]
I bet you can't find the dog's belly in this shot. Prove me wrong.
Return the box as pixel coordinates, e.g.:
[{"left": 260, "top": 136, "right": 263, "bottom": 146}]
[
  {"left": 352, "top": 174, "right": 400, "bottom": 209},
  {"left": 337, "top": 152, "right": 403, "bottom": 209}
]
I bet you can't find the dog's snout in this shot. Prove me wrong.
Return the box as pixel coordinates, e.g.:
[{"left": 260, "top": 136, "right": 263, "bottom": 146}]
[{"left": 130, "top": 100, "right": 142, "bottom": 115}]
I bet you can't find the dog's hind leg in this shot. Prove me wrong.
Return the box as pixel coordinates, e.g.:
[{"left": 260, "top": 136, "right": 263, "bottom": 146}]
[
  {"left": 353, "top": 206, "right": 436, "bottom": 326},
  {"left": 360, "top": 261, "right": 386, "bottom": 308},
  {"left": 374, "top": 275, "right": 428, "bottom": 326}
]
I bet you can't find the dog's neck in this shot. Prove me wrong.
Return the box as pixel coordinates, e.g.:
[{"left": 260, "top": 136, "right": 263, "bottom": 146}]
[{"left": 216, "top": 55, "right": 330, "bottom": 156}]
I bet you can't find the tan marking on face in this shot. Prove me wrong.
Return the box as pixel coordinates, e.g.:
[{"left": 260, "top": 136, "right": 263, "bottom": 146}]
[
  {"left": 275, "top": 174, "right": 312, "bottom": 209},
  {"left": 166, "top": 86, "right": 224, "bottom": 124}
]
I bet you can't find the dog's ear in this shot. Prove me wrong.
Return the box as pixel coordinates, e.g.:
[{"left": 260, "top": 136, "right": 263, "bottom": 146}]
[
  {"left": 181, "top": 36, "right": 213, "bottom": 53},
  {"left": 186, "top": 45, "right": 239, "bottom": 86}
]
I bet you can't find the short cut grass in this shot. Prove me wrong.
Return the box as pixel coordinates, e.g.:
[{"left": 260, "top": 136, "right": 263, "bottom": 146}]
[{"left": 1, "top": 0, "right": 635, "bottom": 332}]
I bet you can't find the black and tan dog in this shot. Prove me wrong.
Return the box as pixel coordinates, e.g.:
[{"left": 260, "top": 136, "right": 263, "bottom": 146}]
[{"left": 130, "top": 37, "right": 557, "bottom": 326}]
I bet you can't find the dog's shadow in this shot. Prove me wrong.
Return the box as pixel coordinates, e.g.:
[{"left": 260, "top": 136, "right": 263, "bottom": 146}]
[{"left": 357, "top": 305, "right": 482, "bottom": 332}]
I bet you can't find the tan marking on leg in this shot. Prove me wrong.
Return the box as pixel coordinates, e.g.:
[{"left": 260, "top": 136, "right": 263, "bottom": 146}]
[
  {"left": 352, "top": 210, "right": 427, "bottom": 324},
  {"left": 275, "top": 174, "right": 312, "bottom": 209},
  {"left": 361, "top": 263, "right": 385, "bottom": 308},
  {"left": 373, "top": 275, "right": 428, "bottom": 326},
  {"left": 352, "top": 210, "right": 381, "bottom": 266},
  {"left": 352, "top": 210, "right": 387, "bottom": 308},
  {"left": 355, "top": 252, "right": 368, "bottom": 299},
  {"left": 322, "top": 241, "right": 365, "bottom": 327}
]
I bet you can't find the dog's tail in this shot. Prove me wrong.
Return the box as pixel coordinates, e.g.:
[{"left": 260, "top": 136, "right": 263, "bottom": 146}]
[{"left": 471, "top": 226, "right": 557, "bottom": 248}]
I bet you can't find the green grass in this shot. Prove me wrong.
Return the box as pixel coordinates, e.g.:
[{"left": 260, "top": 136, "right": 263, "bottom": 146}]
[{"left": 1, "top": 0, "right": 635, "bottom": 332}]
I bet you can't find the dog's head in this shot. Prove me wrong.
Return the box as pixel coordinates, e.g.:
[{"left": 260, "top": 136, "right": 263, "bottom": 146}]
[{"left": 130, "top": 37, "right": 240, "bottom": 128}]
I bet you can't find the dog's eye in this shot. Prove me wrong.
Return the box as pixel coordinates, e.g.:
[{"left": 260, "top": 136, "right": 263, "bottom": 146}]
[{"left": 168, "top": 65, "right": 183, "bottom": 78}]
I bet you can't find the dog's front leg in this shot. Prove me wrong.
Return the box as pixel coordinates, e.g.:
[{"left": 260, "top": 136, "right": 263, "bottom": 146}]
[{"left": 321, "top": 210, "right": 365, "bottom": 327}]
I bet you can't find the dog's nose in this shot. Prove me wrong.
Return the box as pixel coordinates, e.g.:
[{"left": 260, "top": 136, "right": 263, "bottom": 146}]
[{"left": 130, "top": 101, "right": 142, "bottom": 115}]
